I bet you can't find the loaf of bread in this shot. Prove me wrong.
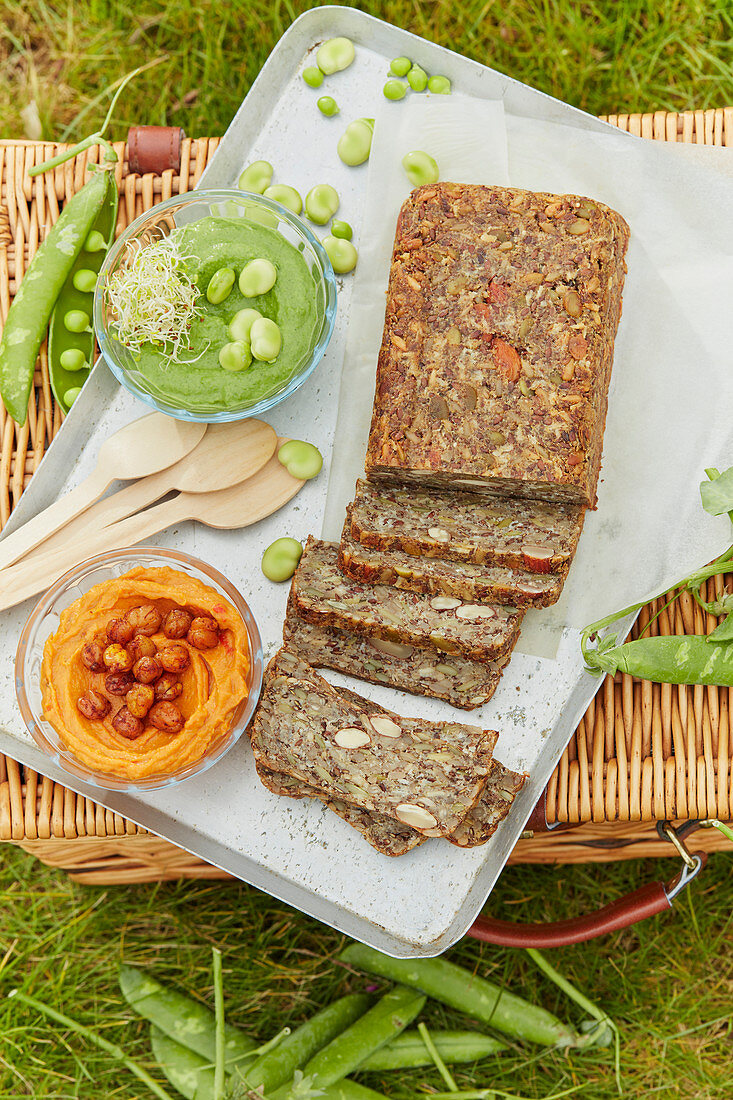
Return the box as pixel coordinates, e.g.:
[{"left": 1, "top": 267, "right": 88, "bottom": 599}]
[{"left": 365, "top": 183, "right": 629, "bottom": 506}]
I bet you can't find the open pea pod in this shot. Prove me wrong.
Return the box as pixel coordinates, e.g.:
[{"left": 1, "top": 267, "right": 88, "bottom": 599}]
[{"left": 47, "top": 169, "right": 118, "bottom": 413}]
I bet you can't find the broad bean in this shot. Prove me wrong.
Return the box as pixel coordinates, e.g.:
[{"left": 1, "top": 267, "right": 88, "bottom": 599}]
[
  {"left": 305, "top": 184, "right": 339, "bottom": 225},
  {"left": 64, "top": 309, "right": 91, "bottom": 333},
  {"left": 250, "top": 317, "right": 282, "bottom": 362},
  {"left": 277, "top": 440, "right": 323, "bottom": 480},
  {"left": 243, "top": 203, "right": 278, "bottom": 228},
  {"left": 402, "top": 150, "right": 439, "bottom": 186},
  {"left": 228, "top": 308, "right": 262, "bottom": 343},
  {"left": 389, "top": 56, "right": 412, "bottom": 77},
  {"left": 323, "top": 236, "right": 357, "bottom": 275},
  {"left": 263, "top": 185, "right": 303, "bottom": 215},
  {"left": 218, "top": 341, "right": 252, "bottom": 372},
  {"left": 316, "top": 37, "right": 355, "bottom": 75},
  {"left": 261, "top": 538, "right": 303, "bottom": 583},
  {"left": 407, "top": 64, "right": 428, "bottom": 92},
  {"left": 337, "top": 120, "right": 373, "bottom": 166},
  {"left": 383, "top": 79, "right": 407, "bottom": 101},
  {"left": 59, "top": 348, "right": 87, "bottom": 371},
  {"left": 238, "top": 160, "right": 274, "bottom": 194},
  {"left": 206, "top": 266, "right": 236, "bottom": 304},
  {"left": 238, "top": 259, "right": 277, "bottom": 297},
  {"left": 317, "top": 95, "right": 340, "bottom": 117},
  {"left": 428, "top": 74, "right": 451, "bottom": 94},
  {"left": 330, "top": 219, "right": 353, "bottom": 241},
  {"left": 72, "top": 268, "right": 97, "bottom": 293},
  {"left": 302, "top": 66, "right": 324, "bottom": 88}
]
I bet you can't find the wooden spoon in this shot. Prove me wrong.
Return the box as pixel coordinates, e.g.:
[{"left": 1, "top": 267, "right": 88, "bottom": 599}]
[
  {"left": 19, "top": 419, "right": 278, "bottom": 562},
  {"left": 0, "top": 440, "right": 305, "bottom": 611},
  {"left": 0, "top": 413, "right": 206, "bottom": 571}
]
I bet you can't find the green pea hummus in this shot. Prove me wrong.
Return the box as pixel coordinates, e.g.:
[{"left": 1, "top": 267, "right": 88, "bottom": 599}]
[{"left": 127, "top": 216, "right": 323, "bottom": 411}]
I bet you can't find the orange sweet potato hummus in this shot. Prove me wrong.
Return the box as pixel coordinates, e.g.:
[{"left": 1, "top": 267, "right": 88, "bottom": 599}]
[{"left": 40, "top": 566, "right": 250, "bottom": 781}]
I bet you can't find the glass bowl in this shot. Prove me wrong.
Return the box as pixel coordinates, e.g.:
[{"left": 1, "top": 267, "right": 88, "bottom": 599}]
[
  {"left": 93, "top": 190, "right": 338, "bottom": 422},
  {"left": 15, "top": 547, "right": 263, "bottom": 793}
]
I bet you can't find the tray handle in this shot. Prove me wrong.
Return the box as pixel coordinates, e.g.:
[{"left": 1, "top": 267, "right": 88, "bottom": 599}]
[{"left": 467, "top": 817, "right": 707, "bottom": 946}]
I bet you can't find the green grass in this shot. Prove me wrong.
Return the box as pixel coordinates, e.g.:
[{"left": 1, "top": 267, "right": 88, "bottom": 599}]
[
  {"left": 1, "top": 2, "right": 733, "bottom": 1096},
  {"left": 0, "top": 844, "right": 731, "bottom": 1098},
  {"left": 1, "top": 1, "right": 733, "bottom": 143}
]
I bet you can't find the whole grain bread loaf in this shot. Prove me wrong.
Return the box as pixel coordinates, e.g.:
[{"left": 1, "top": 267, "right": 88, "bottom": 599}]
[
  {"left": 350, "top": 478, "right": 585, "bottom": 573},
  {"left": 339, "top": 509, "right": 565, "bottom": 607},
  {"left": 448, "top": 761, "right": 527, "bottom": 848},
  {"left": 250, "top": 647, "right": 497, "bottom": 838},
  {"left": 283, "top": 600, "right": 506, "bottom": 710},
  {"left": 291, "top": 537, "right": 523, "bottom": 662},
  {"left": 365, "top": 183, "right": 629, "bottom": 506}
]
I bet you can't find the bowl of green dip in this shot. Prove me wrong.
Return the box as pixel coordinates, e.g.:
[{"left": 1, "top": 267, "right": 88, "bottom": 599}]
[{"left": 94, "top": 191, "right": 337, "bottom": 421}]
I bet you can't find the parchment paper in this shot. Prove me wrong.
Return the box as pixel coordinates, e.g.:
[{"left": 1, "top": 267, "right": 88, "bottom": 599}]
[{"left": 324, "top": 96, "right": 733, "bottom": 656}]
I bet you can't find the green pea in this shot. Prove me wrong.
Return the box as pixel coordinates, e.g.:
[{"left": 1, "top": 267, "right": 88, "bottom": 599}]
[
  {"left": 277, "top": 440, "right": 323, "bottom": 480},
  {"left": 330, "top": 219, "right": 353, "bottom": 241},
  {"left": 72, "top": 268, "right": 97, "bottom": 294},
  {"left": 390, "top": 57, "right": 412, "bottom": 77},
  {"left": 316, "top": 37, "right": 355, "bottom": 75},
  {"left": 337, "top": 120, "right": 373, "bottom": 167},
  {"left": 305, "top": 184, "right": 339, "bottom": 225},
  {"left": 243, "top": 203, "right": 279, "bottom": 229},
  {"left": 407, "top": 64, "right": 429, "bottom": 92},
  {"left": 250, "top": 318, "right": 282, "bottom": 362},
  {"left": 238, "top": 259, "right": 277, "bottom": 298},
  {"left": 206, "top": 266, "right": 236, "bottom": 304},
  {"left": 218, "top": 341, "right": 252, "bottom": 372},
  {"left": 261, "top": 537, "right": 303, "bottom": 583},
  {"left": 402, "top": 151, "right": 440, "bottom": 187},
  {"left": 303, "top": 66, "right": 324, "bottom": 88},
  {"left": 237, "top": 160, "right": 274, "bottom": 194},
  {"left": 383, "top": 79, "right": 408, "bottom": 101},
  {"left": 59, "top": 348, "right": 87, "bottom": 371},
  {"left": 64, "top": 386, "right": 83, "bottom": 406},
  {"left": 64, "top": 309, "right": 91, "bottom": 333},
  {"left": 317, "top": 96, "right": 339, "bottom": 117},
  {"left": 84, "top": 230, "right": 107, "bottom": 252},
  {"left": 228, "top": 308, "right": 262, "bottom": 343},
  {"left": 428, "top": 74, "right": 451, "bottom": 94},
  {"left": 263, "top": 185, "right": 303, "bottom": 215},
  {"left": 323, "top": 235, "right": 358, "bottom": 275}
]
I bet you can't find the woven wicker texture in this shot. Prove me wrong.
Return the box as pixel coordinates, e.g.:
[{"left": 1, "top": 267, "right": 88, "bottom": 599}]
[{"left": 1, "top": 112, "right": 732, "bottom": 880}]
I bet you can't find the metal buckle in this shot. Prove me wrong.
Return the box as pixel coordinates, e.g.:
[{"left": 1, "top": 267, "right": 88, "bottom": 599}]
[{"left": 656, "top": 820, "right": 705, "bottom": 903}]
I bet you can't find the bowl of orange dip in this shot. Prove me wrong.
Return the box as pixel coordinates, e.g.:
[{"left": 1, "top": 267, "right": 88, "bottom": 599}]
[{"left": 16, "top": 548, "right": 263, "bottom": 791}]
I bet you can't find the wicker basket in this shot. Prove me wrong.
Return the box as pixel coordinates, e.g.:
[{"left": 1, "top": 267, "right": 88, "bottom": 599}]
[{"left": 1, "top": 109, "right": 732, "bottom": 884}]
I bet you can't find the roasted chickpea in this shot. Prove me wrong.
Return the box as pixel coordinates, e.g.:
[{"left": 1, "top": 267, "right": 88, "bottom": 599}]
[
  {"left": 106, "top": 616, "right": 134, "bottom": 645},
  {"left": 163, "top": 608, "right": 193, "bottom": 639},
  {"left": 104, "top": 671, "right": 136, "bottom": 696},
  {"left": 112, "top": 706, "right": 144, "bottom": 740},
  {"left": 187, "top": 616, "right": 220, "bottom": 650},
  {"left": 133, "top": 655, "right": 163, "bottom": 684},
  {"left": 158, "top": 644, "right": 190, "bottom": 673},
  {"left": 154, "top": 673, "right": 183, "bottom": 702},
  {"left": 127, "top": 603, "right": 163, "bottom": 636},
  {"left": 126, "top": 683, "right": 155, "bottom": 719},
  {"left": 76, "top": 691, "right": 110, "bottom": 720},
  {"left": 148, "top": 701, "right": 185, "bottom": 734},
  {"left": 103, "top": 643, "right": 133, "bottom": 672},
  {"left": 81, "top": 642, "right": 106, "bottom": 673},
  {"left": 127, "top": 634, "right": 157, "bottom": 663}
]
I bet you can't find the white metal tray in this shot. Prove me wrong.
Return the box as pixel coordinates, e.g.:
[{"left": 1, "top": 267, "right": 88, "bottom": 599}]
[{"left": 0, "top": 6, "right": 636, "bottom": 955}]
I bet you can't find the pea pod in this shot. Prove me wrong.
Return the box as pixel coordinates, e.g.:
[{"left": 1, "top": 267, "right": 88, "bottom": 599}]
[
  {"left": 357, "top": 1029, "right": 506, "bottom": 1070},
  {"left": 585, "top": 634, "right": 733, "bottom": 685},
  {"left": 338, "top": 944, "right": 580, "bottom": 1048},
  {"left": 0, "top": 166, "right": 110, "bottom": 423},
  {"left": 118, "top": 964, "right": 257, "bottom": 1071},
  {"left": 151, "top": 1025, "right": 211, "bottom": 1100},
  {"left": 242, "top": 993, "right": 372, "bottom": 1093},
  {"left": 273, "top": 986, "right": 426, "bottom": 1095},
  {"left": 47, "top": 167, "right": 118, "bottom": 413}
]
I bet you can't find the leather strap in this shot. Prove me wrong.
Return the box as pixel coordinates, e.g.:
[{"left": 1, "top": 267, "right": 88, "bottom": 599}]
[
  {"left": 467, "top": 882, "right": 671, "bottom": 947},
  {"left": 127, "top": 126, "right": 184, "bottom": 175}
]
